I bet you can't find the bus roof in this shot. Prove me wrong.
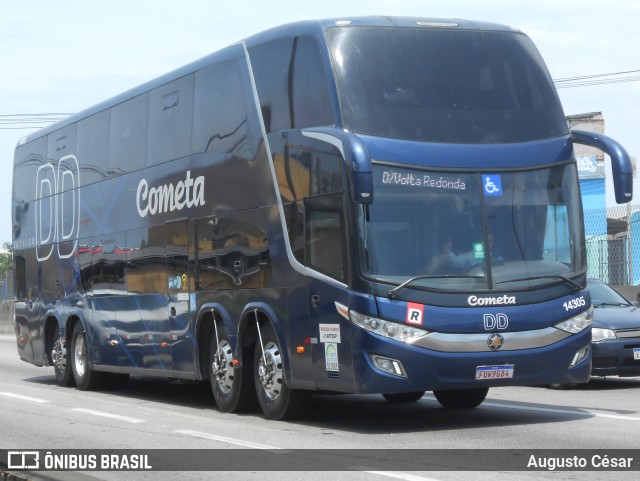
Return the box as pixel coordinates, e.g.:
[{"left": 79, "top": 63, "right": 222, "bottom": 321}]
[{"left": 16, "top": 16, "right": 518, "bottom": 149}]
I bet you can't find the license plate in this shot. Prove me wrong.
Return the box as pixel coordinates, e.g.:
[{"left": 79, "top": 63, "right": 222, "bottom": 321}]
[
  {"left": 634, "top": 349, "right": 640, "bottom": 360},
  {"left": 475, "top": 364, "right": 514, "bottom": 380}
]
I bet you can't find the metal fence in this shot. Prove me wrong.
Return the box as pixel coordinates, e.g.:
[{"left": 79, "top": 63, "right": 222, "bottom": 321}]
[{"left": 584, "top": 204, "right": 640, "bottom": 286}]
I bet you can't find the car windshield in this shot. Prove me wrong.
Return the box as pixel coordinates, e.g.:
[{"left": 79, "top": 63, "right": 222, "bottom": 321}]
[
  {"left": 327, "top": 26, "right": 567, "bottom": 143},
  {"left": 588, "top": 279, "right": 631, "bottom": 306},
  {"left": 358, "top": 163, "right": 585, "bottom": 293}
]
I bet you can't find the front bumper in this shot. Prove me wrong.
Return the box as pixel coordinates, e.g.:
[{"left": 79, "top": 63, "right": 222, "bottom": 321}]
[
  {"left": 592, "top": 339, "right": 640, "bottom": 377},
  {"left": 352, "top": 327, "right": 592, "bottom": 393}
]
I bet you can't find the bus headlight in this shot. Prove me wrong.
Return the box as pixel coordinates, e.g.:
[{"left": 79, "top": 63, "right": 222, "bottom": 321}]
[
  {"left": 554, "top": 307, "right": 593, "bottom": 334},
  {"left": 337, "top": 303, "right": 430, "bottom": 344}
]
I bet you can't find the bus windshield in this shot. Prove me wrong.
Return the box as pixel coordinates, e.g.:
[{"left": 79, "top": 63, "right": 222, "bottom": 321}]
[
  {"left": 358, "top": 163, "right": 585, "bottom": 292},
  {"left": 327, "top": 26, "right": 568, "bottom": 143}
]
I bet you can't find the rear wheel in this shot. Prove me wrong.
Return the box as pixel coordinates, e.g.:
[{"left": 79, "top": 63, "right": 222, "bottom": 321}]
[
  {"left": 382, "top": 391, "right": 425, "bottom": 403},
  {"left": 51, "top": 326, "right": 74, "bottom": 387},
  {"left": 71, "top": 323, "right": 106, "bottom": 391},
  {"left": 254, "top": 323, "right": 310, "bottom": 420},
  {"left": 209, "top": 321, "right": 256, "bottom": 413},
  {"left": 433, "top": 387, "right": 489, "bottom": 409}
]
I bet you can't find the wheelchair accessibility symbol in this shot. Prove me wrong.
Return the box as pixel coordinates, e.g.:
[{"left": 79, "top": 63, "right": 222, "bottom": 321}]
[{"left": 482, "top": 175, "right": 502, "bottom": 197}]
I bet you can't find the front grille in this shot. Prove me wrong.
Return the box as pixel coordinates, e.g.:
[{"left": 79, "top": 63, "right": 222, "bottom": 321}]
[{"left": 615, "top": 329, "right": 640, "bottom": 339}]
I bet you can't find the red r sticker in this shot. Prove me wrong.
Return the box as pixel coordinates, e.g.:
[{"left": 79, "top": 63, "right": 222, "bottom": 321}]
[{"left": 406, "top": 302, "right": 424, "bottom": 325}]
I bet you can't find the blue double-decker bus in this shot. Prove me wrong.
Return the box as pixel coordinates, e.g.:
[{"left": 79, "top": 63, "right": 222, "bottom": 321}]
[{"left": 12, "top": 17, "right": 633, "bottom": 419}]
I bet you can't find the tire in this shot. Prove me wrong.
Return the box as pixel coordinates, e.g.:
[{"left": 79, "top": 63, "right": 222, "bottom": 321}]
[
  {"left": 70, "top": 322, "right": 106, "bottom": 391},
  {"left": 254, "top": 323, "right": 310, "bottom": 420},
  {"left": 51, "top": 325, "right": 74, "bottom": 387},
  {"left": 209, "top": 321, "right": 256, "bottom": 413},
  {"left": 382, "top": 391, "right": 425, "bottom": 403},
  {"left": 433, "top": 387, "right": 489, "bottom": 409}
]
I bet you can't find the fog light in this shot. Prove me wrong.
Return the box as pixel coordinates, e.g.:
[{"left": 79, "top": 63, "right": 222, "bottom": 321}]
[
  {"left": 570, "top": 345, "right": 589, "bottom": 368},
  {"left": 370, "top": 354, "right": 407, "bottom": 378}
]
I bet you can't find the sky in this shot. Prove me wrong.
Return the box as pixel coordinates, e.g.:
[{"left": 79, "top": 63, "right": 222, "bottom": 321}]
[{"left": 1, "top": 0, "right": 639, "bottom": 245}]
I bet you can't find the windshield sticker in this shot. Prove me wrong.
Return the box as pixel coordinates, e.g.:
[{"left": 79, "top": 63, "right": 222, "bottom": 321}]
[
  {"left": 473, "top": 242, "right": 485, "bottom": 259},
  {"left": 381, "top": 171, "right": 466, "bottom": 191},
  {"left": 406, "top": 302, "right": 424, "bottom": 325},
  {"left": 482, "top": 174, "right": 502, "bottom": 196}
]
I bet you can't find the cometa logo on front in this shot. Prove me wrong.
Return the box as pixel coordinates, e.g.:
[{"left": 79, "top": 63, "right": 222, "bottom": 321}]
[
  {"left": 136, "top": 171, "right": 205, "bottom": 217},
  {"left": 468, "top": 295, "right": 516, "bottom": 306}
]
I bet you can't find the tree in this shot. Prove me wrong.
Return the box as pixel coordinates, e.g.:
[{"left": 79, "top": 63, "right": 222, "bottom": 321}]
[{"left": 0, "top": 242, "right": 13, "bottom": 273}]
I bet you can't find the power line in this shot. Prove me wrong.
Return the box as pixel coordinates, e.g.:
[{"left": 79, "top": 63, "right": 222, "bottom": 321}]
[
  {"left": 554, "top": 69, "right": 640, "bottom": 83},
  {"left": 0, "top": 113, "right": 72, "bottom": 131},
  {"left": 0, "top": 113, "right": 73, "bottom": 117},
  {"left": 553, "top": 69, "right": 640, "bottom": 89}
]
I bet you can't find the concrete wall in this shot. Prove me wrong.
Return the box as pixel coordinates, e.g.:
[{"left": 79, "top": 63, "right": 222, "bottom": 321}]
[{"left": 0, "top": 302, "right": 14, "bottom": 335}]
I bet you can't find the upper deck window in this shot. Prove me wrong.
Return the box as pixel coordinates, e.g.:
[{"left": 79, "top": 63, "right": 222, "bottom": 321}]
[
  {"left": 250, "top": 36, "right": 335, "bottom": 133},
  {"left": 327, "top": 27, "right": 567, "bottom": 143}
]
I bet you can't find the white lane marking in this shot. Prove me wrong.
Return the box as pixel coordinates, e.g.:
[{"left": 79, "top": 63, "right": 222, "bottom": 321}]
[
  {"left": 481, "top": 401, "right": 640, "bottom": 421},
  {"left": 0, "top": 392, "right": 50, "bottom": 403},
  {"left": 175, "top": 430, "right": 279, "bottom": 450},
  {"left": 366, "top": 472, "right": 442, "bottom": 481},
  {"left": 71, "top": 408, "right": 145, "bottom": 424}
]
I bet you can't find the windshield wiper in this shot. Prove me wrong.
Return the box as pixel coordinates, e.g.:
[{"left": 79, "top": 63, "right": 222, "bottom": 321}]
[
  {"left": 387, "top": 275, "right": 484, "bottom": 299},
  {"left": 593, "top": 302, "right": 630, "bottom": 307},
  {"left": 495, "top": 274, "right": 582, "bottom": 291}
]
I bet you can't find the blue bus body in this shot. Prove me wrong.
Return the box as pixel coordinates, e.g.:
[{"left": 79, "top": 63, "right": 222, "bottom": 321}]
[{"left": 11, "top": 17, "right": 632, "bottom": 419}]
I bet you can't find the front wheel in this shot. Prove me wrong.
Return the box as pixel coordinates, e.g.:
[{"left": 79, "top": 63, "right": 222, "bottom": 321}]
[
  {"left": 209, "top": 321, "right": 256, "bottom": 413},
  {"left": 71, "top": 323, "right": 106, "bottom": 391},
  {"left": 433, "top": 387, "right": 489, "bottom": 409},
  {"left": 254, "top": 323, "right": 310, "bottom": 420},
  {"left": 51, "top": 326, "right": 74, "bottom": 387}
]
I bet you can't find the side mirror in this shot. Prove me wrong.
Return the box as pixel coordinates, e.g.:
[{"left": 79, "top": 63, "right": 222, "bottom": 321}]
[{"left": 571, "top": 130, "right": 633, "bottom": 204}]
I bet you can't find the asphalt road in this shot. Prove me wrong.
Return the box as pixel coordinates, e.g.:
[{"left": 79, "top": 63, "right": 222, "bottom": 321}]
[{"left": 1, "top": 333, "right": 640, "bottom": 481}]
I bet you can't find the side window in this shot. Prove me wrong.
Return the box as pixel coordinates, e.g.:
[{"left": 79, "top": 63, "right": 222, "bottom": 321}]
[
  {"left": 277, "top": 147, "right": 345, "bottom": 268},
  {"left": 13, "top": 137, "right": 46, "bottom": 204},
  {"left": 78, "top": 240, "right": 93, "bottom": 293},
  {"left": 166, "top": 222, "right": 190, "bottom": 294},
  {"left": 13, "top": 254, "right": 26, "bottom": 300},
  {"left": 47, "top": 124, "right": 76, "bottom": 163},
  {"left": 274, "top": 144, "right": 347, "bottom": 280},
  {"left": 109, "top": 93, "right": 149, "bottom": 174},
  {"left": 193, "top": 216, "right": 271, "bottom": 291},
  {"left": 192, "top": 61, "right": 253, "bottom": 159},
  {"left": 214, "top": 216, "right": 271, "bottom": 290},
  {"left": 77, "top": 110, "right": 110, "bottom": 184},
  {"left": 126, "top": 226, "right": 166, "bottom": 294},
  {"left": 292, "top": 37, "right": 334, "bottom": 128},
  {"left": 305, "top": 194, "right": 347, "bottom": 283},
  {"left": 193, "top": 217, "right": 219, "bottom": 291},
  {"left": 248, "top": 37, "right": 294, "bottom": 133},
  {"left": 92, "top": 233, "right": 127, "bottom": 295},
  {"left": 148, "top": 74, "right": 194, "bottom": 165}
]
